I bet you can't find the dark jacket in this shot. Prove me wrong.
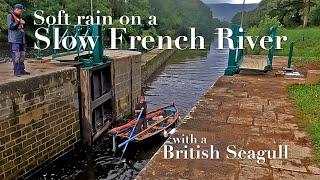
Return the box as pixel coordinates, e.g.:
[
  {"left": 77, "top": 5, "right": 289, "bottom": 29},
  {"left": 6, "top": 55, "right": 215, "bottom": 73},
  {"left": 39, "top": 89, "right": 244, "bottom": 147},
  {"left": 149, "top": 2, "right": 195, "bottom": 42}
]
[
  {"left": 7, "top": 12, "right": 25, "bottom": 44},
  {"left": 135, "top": 102, "right": 147, "bottom": 118}
]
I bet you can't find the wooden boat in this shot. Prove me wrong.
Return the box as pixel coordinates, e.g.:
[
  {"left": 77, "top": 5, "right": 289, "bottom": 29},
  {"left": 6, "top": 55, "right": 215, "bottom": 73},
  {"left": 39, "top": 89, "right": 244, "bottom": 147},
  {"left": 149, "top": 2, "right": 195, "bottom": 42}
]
[{"left": 108, "top": 103, "right": 179, "bottom": 143}]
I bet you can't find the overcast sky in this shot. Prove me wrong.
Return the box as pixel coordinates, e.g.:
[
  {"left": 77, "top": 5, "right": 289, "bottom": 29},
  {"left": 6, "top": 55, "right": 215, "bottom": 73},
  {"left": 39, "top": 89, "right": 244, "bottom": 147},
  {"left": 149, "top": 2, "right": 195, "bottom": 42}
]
[{"left": 201, "top": 0, "right": 261, "bottom": 4}]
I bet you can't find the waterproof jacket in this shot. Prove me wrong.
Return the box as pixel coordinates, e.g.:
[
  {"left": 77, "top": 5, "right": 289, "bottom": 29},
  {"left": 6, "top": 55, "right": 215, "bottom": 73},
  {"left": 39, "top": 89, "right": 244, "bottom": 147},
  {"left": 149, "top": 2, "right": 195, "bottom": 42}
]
[{"left": 7, "top": 11, "right": 25, "bottom": 44}]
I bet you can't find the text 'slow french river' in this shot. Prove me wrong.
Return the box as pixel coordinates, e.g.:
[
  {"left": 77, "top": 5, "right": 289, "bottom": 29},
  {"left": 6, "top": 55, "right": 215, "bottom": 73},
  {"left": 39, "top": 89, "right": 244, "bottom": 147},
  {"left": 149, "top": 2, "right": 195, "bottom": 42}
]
[{"left": 29, "top": 42, "right": 228, "bottom": 180}]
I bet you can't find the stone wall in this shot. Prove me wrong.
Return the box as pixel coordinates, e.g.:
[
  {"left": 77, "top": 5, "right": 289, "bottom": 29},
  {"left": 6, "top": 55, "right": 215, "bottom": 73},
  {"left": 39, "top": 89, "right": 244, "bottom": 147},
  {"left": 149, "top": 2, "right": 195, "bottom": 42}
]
[
  {"left": 0, "top": 68, "right": 80, "bottom": 179},
  {"left": 108, "top": 50, "right": 142, "bottom": 120},
  {"left": 0, "top": 49, "right": 147, "bottom": 179},
  {"left": 141, "top": 48, "right": 176, "bottom": 83}
]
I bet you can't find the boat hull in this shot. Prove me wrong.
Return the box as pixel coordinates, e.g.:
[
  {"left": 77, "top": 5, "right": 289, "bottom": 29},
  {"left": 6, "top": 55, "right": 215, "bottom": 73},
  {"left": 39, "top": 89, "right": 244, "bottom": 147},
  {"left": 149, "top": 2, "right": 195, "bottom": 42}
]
[{"left": 108, "top": 104, "right": 180, "bottom": 144}]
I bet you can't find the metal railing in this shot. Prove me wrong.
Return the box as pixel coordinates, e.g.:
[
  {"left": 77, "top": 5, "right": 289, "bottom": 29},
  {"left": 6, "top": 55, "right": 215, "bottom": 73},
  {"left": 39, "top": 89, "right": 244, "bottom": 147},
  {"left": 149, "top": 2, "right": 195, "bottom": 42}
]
[
  {"left": 35, "top": 25, "right": 98, "bottom": 59},
  {"left": 224, "top": 24, "right": 277, "bottom": 76}
]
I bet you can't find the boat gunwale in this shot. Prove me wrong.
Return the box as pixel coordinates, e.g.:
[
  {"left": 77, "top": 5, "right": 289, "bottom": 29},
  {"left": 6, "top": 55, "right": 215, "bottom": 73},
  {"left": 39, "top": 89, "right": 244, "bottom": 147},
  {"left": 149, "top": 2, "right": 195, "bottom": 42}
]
[{"left": 110, "top": 104, "right": 180, "bottom": 142}]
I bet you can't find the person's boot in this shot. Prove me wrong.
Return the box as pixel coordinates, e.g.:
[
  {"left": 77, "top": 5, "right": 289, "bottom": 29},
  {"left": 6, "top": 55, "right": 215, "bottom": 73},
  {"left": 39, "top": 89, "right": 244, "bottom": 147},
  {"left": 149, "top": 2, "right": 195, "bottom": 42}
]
[
  {"left": 14, "top": 72, "right": 22, "bottom": 77},
  {"left": 13, "top": 62, "right": 21, "bottom": 77},
  {"left": 21, "top": 71, "right": 30, "bottom": 75},
  {"left": 20, "top": 63, "right": 30, "bottom": 75},
  {"left": 16, "top": 63, "right": 24, "bottom": 76},
  {"left": 13, "top": 63, "right": 17, "bottom": 74}
]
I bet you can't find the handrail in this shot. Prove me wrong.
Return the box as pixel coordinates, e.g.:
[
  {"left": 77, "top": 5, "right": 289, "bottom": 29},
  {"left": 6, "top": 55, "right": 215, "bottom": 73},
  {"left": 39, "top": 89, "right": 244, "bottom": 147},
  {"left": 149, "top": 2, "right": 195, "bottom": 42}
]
[
  {"left": 35, "top": 24, "right": 107, "bottom": 67},
  {"left": 52, "top": 25, "right": 92, "bottom": 59},
  {"left": 36, "top": 24, "right": 93, "bottom": 60}
]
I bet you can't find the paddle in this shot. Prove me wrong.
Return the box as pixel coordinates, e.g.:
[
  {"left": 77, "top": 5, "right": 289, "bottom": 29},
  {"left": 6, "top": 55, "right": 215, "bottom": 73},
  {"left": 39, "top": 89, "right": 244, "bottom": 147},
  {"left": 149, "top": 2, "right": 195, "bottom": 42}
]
[
  {"left": 118, "top": 115, "right": 173, "bottom": 148},
  {"left": 120, "top": 108, "right": 144, "bottom": 160}
]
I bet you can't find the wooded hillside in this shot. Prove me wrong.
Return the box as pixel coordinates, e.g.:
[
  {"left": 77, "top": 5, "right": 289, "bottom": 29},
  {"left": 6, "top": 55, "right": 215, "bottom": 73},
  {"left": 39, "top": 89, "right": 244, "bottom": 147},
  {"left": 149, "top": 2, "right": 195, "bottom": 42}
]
[
  {"left": 0, "top": 0, "right": 220, "bottom": 42},
  {"left": 231, "top": 0, "right": 320, "bottom": 28}
]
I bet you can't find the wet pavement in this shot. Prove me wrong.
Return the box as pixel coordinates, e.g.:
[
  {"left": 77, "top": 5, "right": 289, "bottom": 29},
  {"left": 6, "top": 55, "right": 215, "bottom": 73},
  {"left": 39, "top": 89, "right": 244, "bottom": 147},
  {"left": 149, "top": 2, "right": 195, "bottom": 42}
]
[
  {"left": 137, "top": 57, "right": 320, "bottom": 179},
  {"left": 0, "top": 60, "right": 74, "bottom": 84}
]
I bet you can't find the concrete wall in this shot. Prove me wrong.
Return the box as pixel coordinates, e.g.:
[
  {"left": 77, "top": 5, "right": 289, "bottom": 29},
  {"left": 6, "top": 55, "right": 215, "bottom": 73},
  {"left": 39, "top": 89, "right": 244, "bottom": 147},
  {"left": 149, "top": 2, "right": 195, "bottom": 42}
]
[
  {"left": 141, "top": 48, "right": 176, "bottom": 83},
  {"left": 0, "top": 68, "right": 80, "bottom": 179},
  {"left": 108, "top": 50, "right": 142, "bottom": 120}
]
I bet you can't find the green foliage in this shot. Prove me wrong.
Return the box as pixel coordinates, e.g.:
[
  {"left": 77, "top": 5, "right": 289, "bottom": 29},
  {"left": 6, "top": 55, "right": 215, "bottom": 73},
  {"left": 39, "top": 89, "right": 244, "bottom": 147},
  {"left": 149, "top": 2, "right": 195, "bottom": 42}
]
[
  {"left": 141, "top": 27, "right": 158, "bottom": 38},
  {"left": 247, "top": 27, "right": 320, "bottom": 63},
  {"left": 310, "top": 4, "right": 320, "bottom": 26},
  {"left": 150, "top": 0, "right": 216, "bottom": 41},
  {"left": 231, "top": 11, "right": 260, "bottom": 28},
  {"left": 232, "top": 0, "right": 319, "bottom": 28},
  {"left": 0, "top": 0, "right": 217, "bottom": 48},
  {"left": 288, "top": 84, "right": 320, "bottom": 164},
  {"left": 275, "top": 0, "right": 305, "bottom": 27},
  {"left": 231, "top": 0, "right": 279, "bottom": 28},
  {"left": 1, "top": 0, "right": 112, "bottom": 39},
  {"left": 246, "top": 15, "right": 282, "bottom": 55},
  {"left": 212, "top": 18, "right": 230, "bottom": 28},
  {"left": 256, "top": 15, "right": 282, "bottom": 36},
  {"left": 0, "top": 0, "right": 10, "bottom": 31},
  {"left": 110, "top": 0, "right": 126, "bottom": 18},
  {"left": 277, "top": 27, "right": 320, "bottom": 63}
]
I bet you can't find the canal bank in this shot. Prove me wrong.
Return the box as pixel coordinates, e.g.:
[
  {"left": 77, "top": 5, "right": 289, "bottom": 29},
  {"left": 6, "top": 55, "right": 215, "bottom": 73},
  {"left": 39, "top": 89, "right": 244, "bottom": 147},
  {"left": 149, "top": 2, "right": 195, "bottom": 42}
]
[
  {"left": 0, "top": 41, "right": 182, "bottom": 179},
  {"left": 137, "top": 56, "right": 320, "bottom": 179},
  {"left": 0, "top": 50, "right": 142, "bottom": 179},
  {"left": 24, "top": 42, "right": 227, "bottom": 179}
]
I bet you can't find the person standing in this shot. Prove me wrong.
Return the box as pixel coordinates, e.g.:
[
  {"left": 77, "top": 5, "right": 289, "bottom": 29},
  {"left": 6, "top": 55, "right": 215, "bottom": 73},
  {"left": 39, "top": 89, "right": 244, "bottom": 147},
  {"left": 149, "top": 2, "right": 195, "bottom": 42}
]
[
  {"left": 7, "top": 3, "right": 30, "bottom": 77},
  {"left": 135, "top": 96, "right": 147, "bottom": 134}
]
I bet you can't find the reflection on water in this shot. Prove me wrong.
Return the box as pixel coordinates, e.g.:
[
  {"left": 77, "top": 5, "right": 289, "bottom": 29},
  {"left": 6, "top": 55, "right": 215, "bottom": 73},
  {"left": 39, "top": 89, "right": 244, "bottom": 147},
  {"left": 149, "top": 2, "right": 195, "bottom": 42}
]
[
  {"left": 144, "top": 42, "right": 228, "bottom": 118},
  {"left": 28, "top": 41, "right": 228, "bottom": 180}
]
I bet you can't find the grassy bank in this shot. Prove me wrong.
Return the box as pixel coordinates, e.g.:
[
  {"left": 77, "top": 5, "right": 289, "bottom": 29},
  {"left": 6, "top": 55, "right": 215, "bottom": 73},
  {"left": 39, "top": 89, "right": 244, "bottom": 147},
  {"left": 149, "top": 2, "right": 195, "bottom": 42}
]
[
  {"left": 277, "top": 28, "right": 320, "bottom": 64},
  {"left": 247, "top": 27, "right": 320, "bottom": 64},
  {"left": 288, "top": 84, "right": 320, "bottom": 163}
]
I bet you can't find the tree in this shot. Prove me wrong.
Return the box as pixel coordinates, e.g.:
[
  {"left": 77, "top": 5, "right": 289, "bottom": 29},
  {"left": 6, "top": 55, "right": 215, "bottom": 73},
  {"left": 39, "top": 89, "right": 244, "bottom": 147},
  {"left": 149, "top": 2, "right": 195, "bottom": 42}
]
[
  {"left": 0, "top": 0, "right": 10, "bottom": 31},
  {"left": 303, "top": 0, "right": 310, "bottom": 28},
  {"left": 110, "top": 0, "right": 126, "bottom": 18},
  {"left": 310, "top": 0, "right": 320, "bottom": 25},
  {"left": 1, "top": 0, "right": 220, "bottom": 47},
  {"left": 232, "top": 0, "right": 318, "bottom": 28}
]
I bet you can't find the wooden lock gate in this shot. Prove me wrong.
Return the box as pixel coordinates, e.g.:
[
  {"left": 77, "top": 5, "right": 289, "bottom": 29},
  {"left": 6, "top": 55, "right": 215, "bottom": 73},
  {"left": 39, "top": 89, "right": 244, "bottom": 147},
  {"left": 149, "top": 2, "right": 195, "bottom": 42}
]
[{"left": 80, "top": 63, "right": 113, "bottom": 145}]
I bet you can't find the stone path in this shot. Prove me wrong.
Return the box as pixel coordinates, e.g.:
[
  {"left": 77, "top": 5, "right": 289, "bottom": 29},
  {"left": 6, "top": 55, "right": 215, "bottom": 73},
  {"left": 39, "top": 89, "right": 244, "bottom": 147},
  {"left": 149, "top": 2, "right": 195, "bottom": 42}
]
[
  {"left": 0, "top": 61, "right": 74, "bottom": 84},
  {"left": 0, "top": 50, "right": 141, "bottom": 85},
  {"left": 137, "top": 57, "right": 320, "bottom": 179}
]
